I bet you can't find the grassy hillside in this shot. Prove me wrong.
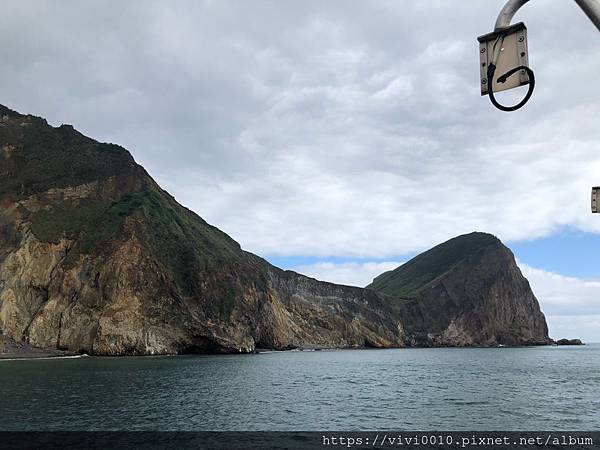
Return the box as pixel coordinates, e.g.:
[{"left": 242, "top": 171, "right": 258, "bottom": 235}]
[
  {"left": 367, "top": 232, "right": 500, "bottom": 297},
  {"left": 0, "top": 104, "right": 135, "bottom": 200}
]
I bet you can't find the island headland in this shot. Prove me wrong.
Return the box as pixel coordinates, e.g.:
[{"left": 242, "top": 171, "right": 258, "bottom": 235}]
[{"left": 0, "top": 104, "right": 553, "bottom": 356}]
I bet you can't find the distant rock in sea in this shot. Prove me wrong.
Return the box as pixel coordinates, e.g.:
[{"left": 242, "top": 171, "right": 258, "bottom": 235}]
[
  {"left": 0, "top": 103, "right": 552, "bottom": 355},
  {"left": 555, "top": 338, "right": 584, "bottom": 346}
]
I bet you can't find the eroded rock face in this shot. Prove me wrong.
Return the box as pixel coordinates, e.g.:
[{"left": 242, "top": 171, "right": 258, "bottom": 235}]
[
  {"left": 368, "top": 233, "right": 552, "bottom": 347},
  {"left": 0, "top": 104, "right": 551, "bottom": 354}
]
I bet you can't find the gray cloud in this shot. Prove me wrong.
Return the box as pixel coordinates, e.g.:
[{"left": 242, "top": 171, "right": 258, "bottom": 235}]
[{"left": 1, "top": 0, "right": 599, "bottom": 258}]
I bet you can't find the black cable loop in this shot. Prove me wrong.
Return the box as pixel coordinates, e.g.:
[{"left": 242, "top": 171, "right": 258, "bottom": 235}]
[{"left": 487, "top": 63, "right": 535, "bottom": 112}]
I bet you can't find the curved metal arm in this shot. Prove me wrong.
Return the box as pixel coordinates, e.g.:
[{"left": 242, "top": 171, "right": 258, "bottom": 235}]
[
  {"left": 495, "top": 0, "right": 600, "bottom": 32},
  {"left": 495, "top": 0, "right": 531, "bottom": 30},
  {"left": 574, "top": 0, "right": 600, "bottom": 31}
]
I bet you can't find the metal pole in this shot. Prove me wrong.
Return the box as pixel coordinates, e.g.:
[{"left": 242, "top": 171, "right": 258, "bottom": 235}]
[
  {"left": 494, "top": 0, "right": 600, "bottom": 32},
  {"left": 495, "top": 0, "right": 531, "bottom": 30},
  {"left": 574, "top": 0, "right": 600, "bottom": 31}
]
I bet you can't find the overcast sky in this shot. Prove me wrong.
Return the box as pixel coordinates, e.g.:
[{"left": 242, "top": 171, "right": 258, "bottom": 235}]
[{"left": 1, "top": 0, "right": 599, "bottom": 340}]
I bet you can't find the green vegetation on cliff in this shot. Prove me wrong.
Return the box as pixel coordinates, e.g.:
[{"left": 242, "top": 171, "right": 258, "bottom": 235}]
[
  {"left": 367, "top": 232, "right": 500, "bottom": 297},
  {"left": 28, "top": 187, "right": 243, "bottom": 294},
  {"left": 0, "top": 106, "right": 135, "bottom": 200},
  {"left": 129, "top": 189, "right": 243, "bottom": 296}
]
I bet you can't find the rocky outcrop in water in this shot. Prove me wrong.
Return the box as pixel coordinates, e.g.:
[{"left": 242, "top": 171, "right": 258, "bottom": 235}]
[
  {"left": 555, "top": 338, "right": 584, "bottom": 346},
  {"left": 0, "top": 104, "right": 551, "bottom": 354},
  {"left": 367, "top": 233, "right": 551, "bottom": 347}
]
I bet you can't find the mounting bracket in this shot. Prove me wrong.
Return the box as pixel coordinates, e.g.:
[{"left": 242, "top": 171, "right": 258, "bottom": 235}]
[
  {"left": 592, "top": 187, "right": 599, "bottom": 213},
  {"left": 478, "top": 22, "right": 529, "bottom": 96},
  {"left": 479, "top": 0, "right": 600, "bottom": 112}
]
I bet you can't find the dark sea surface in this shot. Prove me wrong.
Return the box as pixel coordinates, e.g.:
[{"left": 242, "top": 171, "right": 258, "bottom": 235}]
[{"left": 1, "top": 345, "right": 598, "bottom": 431}]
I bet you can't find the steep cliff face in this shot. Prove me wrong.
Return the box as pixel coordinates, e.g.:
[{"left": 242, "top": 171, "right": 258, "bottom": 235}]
[
  {"left": 0, "top": 104, "right": 550, "bottom": 354},
  {"left": 367, "top": 232, "right": 551, "bottom": 346},
  {"left": 0, "top": 104, "right": 404, "bottom": 354}
]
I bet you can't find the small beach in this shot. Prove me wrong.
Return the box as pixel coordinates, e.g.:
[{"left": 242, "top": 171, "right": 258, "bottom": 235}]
[{"left": 0, "top": 335, "right": 76, "bottom": 360}]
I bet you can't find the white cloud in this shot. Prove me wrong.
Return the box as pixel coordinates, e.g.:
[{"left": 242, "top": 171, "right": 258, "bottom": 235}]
[
  {"left": 518, "top": 262, "right": 600, "bottom": 316},
  {"left": 1, "top": 1, "right": 599, "bottom": 258},
  {"left": 518, "top": 262, "right": 600, "bottom": 341},
  {"left": 546, "top": 315, "right": 600, "bottom": 343},
  {"left": 290, "top": 261, "right": 403, "bottom": 288}
]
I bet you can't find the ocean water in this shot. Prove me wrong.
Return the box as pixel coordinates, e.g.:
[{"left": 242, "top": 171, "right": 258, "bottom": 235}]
[{"left": 1, "top": 345, "right": 598, "bottom": 431}]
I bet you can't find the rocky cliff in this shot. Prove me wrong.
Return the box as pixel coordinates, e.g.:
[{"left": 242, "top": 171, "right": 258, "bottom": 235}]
[
  {"left": 367, "top": 232, "right": 551, "bottom": 346},
  {"left": 0, "top": 104, "right": 550, "bottom": 354}
]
